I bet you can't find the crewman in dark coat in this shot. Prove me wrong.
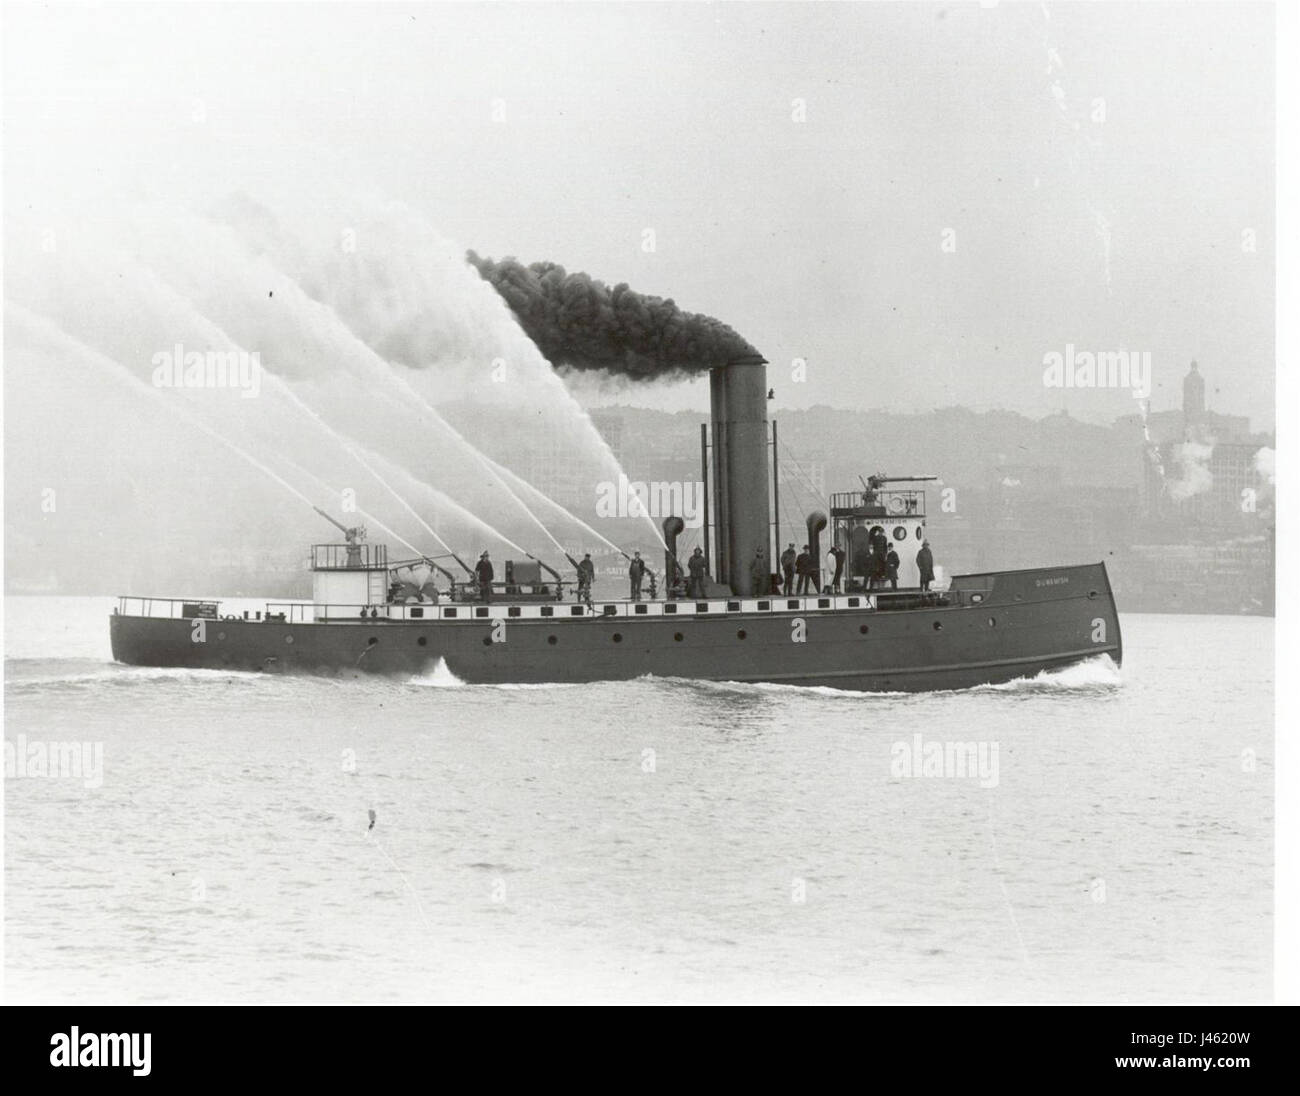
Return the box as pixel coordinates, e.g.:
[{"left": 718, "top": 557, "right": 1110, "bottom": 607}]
[
  {"left": 577, "top": 553, "right": 595, "bottom": 603},
  {"left": 869, "top": 528, "right": 888, "bottom": 589},
  {"left": 885, "top": 545, "right": 900, "bottom": 590},
  {"left": 687, "top": 547, "right": 708, "bottom": 599},
  {"left": 475, "top": 551, "right": 494, "bottom": 603},
  {"left": 749, "top": 548, "right": 768, "bottom": 595},
  {"left": 628, "top": 551, "right": 646, "bottom": 600},
  {"left": 829, "top": 544, "right": 846, "bottom": 594},
  {"left": 795, "top": 545, "right": 812, "bottom": 594},
  {"left": 917, "top": 540, "right": 935, "bottom": 592},
  {"left": 780, "top": 543, "right": 797, "bottom": 595}
]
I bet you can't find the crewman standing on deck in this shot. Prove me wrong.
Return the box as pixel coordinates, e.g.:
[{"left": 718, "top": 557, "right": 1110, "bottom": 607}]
[
  {"left": 687, "top": 547, "right": 708, "bottom": 599},
  {"left": 475, "top": 551, "right": 494, "bottom": 603},
  {"left": 869, "top": 527, "right": 888, "bottom": 589},
  {"left": 885, "top": 544, "right": 900, "bottom": 590},
  {"left": 795, "top": 545, "right": 813, "bottom": 594},
  {"left": 780, "top": 543, "right": 797, "bottom": 595},
  {"left": 577, "top": 553, "right": 595, "bottom": 603},
  {"left": 628, "top": 551, "right": 646, "bottom": 600},
  {"left": 829, "top": 543, "right": 846, "bottom": 594},
  {"left": 749, "top": 548, "right": 768, "bottom": 595},
  {"left": 917, "top": 540, "right": 935, "bottom": 592}
]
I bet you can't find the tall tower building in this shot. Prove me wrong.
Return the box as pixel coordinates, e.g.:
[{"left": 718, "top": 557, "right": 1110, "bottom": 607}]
[{"left": 1183, "top": 360, "right": 1205, "bottom": 435}]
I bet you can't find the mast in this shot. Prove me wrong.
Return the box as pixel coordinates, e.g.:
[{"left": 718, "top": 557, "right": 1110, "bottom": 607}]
[
  {"left": 772, "top": 418, "right": 780, "bottom": 566},
  {"left": 700, "top": 422, "right": 711, "bottom": 574}
]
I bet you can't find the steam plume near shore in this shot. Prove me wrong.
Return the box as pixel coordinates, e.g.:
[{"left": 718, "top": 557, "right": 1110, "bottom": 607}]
[{"left": 467, "top": 252, "right": 764, "bottom": 380}]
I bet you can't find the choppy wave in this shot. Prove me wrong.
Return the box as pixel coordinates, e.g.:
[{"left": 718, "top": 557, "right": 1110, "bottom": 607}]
[
  {"left": 660, "top": 674, "right": 910, "bottom": 700},
  {"left": 640, "top": 655, "right": 1122, "bottom": 699},
  {"left": 405, "top": 659, "right": 466, "bottom": 688},
  {"left": 7, "top": 652, "right": 1123, "bottom": 697},
  {"left": 4, "top": 660, "right": 263, "bottom": 690},
  {"left": 974, "top": 654, "right": 1123, "bottom": 693},
  {"left": 404, "top": 659, "right": 579, "bottom": 690}
]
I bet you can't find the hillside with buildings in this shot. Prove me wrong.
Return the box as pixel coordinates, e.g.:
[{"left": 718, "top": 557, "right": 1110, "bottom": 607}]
[
  {"left": 580, "top": 361, "right": 1273, "bottom": 614},
  {"left": 6, "top": 364, "right": 1274, "bottom": 613}
]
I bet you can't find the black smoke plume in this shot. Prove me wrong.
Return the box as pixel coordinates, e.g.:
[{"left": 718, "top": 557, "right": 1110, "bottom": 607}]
[{"left": 466, "top": 252, "right": 764, "bottom": 380}]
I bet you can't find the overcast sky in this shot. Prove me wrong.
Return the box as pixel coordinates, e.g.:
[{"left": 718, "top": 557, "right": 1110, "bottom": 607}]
[{"left": 4, "top": 1, "right": 1275, "bottom": 427}]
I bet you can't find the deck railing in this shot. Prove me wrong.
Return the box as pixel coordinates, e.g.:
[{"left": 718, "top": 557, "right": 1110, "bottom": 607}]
[
  {"left": 310, "top": 543, "right": 389, "bottom": 570},
  {"left": 117, "top": 591, "right": 964, "bottom": 623},
  {"left": 256, "top": 595, "right": 892, "bottom": 623},
  {"left": 115, "top": 596, "right": 221, "bottom": 619},
  {"left": 829, "top": 489, "right": 925, "bottom": 517}
]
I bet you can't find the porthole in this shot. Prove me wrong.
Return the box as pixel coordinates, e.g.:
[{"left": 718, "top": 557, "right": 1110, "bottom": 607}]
[
  {"left": 481, "top": 637, "right": 492, "bottom": 646},
  {"left": 893, "top": 526, "right": 907, "bottom": 541},
  {"left": 674, "top": 632, "right": 684, "bottom": 642},
  {"left": 971, "top": 593, "right": 984, "bottom": 604},
  {"left": 933, "top": 621, "right": 942, "bottom": 631},
  {"left": 217, "top": 632, "right": 226, "bottom": 641},
  {"left": 367, "top": 636, "right": 378, "bottom": 646},
  {"left": 285, "top": 635, "right": 294, "bottom": 644},
  {"left": 417, "top": 636, "right": 428, "bottom": 647},
  {"left": 859, "top": 624, "right": 869, "bottom": 635},
  {"left": 916, "top": 528, "right": 923, "bottom": 539},
  {"left": 1088, "top": 590, "right": 1098, "bottom": 599},
  {"left": 988, "top": 617, "right": 996, "bottom": 627},
  {"left": 737, "top": 629, "right": 747, "bottom": 640},
  {"left": 547, "top": 635, "right": 557, "bottom": 645},
  {"left": 612, "top": 633, "right": 623, "bottom": 643}
]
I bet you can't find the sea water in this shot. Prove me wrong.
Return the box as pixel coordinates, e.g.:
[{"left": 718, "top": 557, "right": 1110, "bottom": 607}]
[{"left": 3, "top": 597, "right": 1273, "bottom": 1002}]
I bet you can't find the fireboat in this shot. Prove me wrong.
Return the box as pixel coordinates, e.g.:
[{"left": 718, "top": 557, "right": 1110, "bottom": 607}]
[{"left": 110, "top": 356, "right": 1122, "bottom": 691}]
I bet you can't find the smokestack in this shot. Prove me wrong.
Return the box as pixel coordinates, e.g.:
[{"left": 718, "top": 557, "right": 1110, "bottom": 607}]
[
  {"left": 711, "top": 355, "right": 769, "bottom": 596},
  {"left": 709, "top": 370, "right": 730, "bottom": 586}
]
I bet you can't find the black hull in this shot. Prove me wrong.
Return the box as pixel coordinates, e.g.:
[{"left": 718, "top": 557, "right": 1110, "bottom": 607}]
[{"left": 110, "top": 564, "right": 1121, "bottom": 693}]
